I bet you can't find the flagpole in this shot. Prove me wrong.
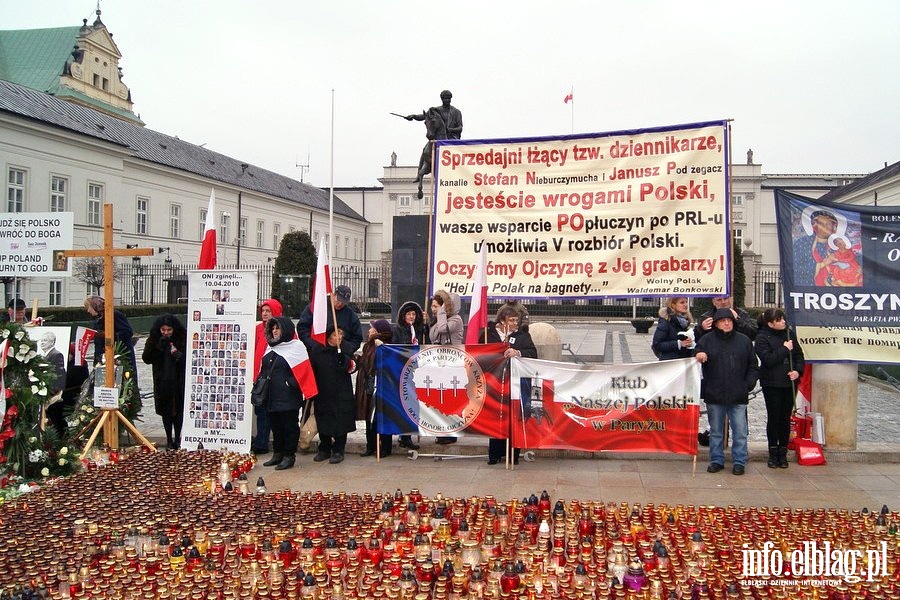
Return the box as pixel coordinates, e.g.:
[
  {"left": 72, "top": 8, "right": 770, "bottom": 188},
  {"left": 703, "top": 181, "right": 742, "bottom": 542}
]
[
  {"left": 329, "top": 89, "right": 339, "bottom": 349},
  {"left": 329, "top": 88, "right": 335, "bottom": 271}
]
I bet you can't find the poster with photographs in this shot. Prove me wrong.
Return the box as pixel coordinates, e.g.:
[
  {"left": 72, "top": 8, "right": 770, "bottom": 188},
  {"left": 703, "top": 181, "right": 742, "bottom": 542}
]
[{"left": 181, "top": 270, "right": 258, "bottom": 452}]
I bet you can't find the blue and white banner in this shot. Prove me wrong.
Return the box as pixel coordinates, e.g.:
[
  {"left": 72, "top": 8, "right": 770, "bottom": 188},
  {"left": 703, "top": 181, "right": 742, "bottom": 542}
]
[{"left": 775, "top": 190, "right": 900, "bottom": 363}]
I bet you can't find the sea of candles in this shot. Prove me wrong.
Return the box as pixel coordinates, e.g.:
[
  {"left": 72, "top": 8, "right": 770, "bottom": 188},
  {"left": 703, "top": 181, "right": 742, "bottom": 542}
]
[{"left": 0, "top": 451, "right": 897, "bottom": 598}]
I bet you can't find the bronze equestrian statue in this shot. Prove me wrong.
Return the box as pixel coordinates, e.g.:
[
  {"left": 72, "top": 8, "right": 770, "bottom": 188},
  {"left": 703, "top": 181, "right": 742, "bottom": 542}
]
[{"left": 403, "top": 90, "right": 463, "bottom": 199}]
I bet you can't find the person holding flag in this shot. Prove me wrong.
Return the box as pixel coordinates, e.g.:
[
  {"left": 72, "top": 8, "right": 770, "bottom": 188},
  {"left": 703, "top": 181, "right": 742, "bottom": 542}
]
[
  {"left": 754, "top": 308, "right": 805, "bottom": 469},
  {"left": 479, "top": 302, "right": 537, "bottom": 465},
  {"left": 297, "top": 239, "right": 363, "bottom": 357},
  {"left": 257, "top": 316, "right": 319, "bottom": 470}
]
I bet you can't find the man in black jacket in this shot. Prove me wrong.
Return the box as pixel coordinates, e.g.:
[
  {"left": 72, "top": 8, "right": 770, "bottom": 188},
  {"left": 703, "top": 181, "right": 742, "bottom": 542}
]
[{"left": 695, "top": 308, "right": 759, "bottom": 476}]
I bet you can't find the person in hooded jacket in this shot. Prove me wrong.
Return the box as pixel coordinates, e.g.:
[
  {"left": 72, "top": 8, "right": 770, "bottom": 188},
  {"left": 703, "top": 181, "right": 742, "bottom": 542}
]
[
  {"left": 480, "top": 303, "right": 538, "bottom": 465},
  {"left": 428, "top": 289, "right": 464, "bottom": 345},
  {"left": 651, "top": 297, "right": 695, "bottom": 360},
  {"left": 258, "top": 316, "right": 319, "bottom": 470},
  {"left": 390, "top": 300, "right": 426, "bottom": 450},
  {"left": 356, "top": 319, "right": 395, "bottom": 457},
  {"left": 754, "top": 308, "right": 805, "bottom": 469},
  {"left": 309, "top": 326, "right": 357, "bottom": 464},
  {"left": 694, "top": 308, "right": 759, "bottom": 476},
  {"left": 252, "top": 298, "right": 286, "bottom": 455},
  {"left": 428, "top": 289, "right": 464, "bottom": 444},
  {"left": 142, "top": 314, "right": 187, "bottom": 449}
]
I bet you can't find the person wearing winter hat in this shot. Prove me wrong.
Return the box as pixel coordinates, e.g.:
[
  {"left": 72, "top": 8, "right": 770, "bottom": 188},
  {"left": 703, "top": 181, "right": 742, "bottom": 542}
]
[
  {"left": 356, "top": 319, "right": 395, "bottom": 457},
  {"left": 297, "top": 284, "right": 363, "bottom": 356},
  {"left": 391, "top": 301, "right": 427, "bottom": 450},
  {"left": 252, "top": 298, "right": 285, "bottom": 454},
  {"left": 694, "top": 308, "right": 759, "bottom": 476}
]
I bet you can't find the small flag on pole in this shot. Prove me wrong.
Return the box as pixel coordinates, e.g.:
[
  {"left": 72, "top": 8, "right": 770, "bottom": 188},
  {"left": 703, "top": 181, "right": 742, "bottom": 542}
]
[
  {"left": 564, "top": 91, "right": 574, "bottom": 104},
  {"left": 465, "top": 244, "right": 488, "bottom": 344},
  {"left": 198, "top": 189, "right": 217, "bottom": 269},
  {"left": 310, "top": 238, "right": 332, "bottom": 346}
]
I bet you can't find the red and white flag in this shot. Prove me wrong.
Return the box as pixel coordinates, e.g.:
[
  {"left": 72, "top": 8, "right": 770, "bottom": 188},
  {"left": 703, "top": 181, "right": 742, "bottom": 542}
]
[
  {"left": 74, "top": 326, "right": 96, "bottom": 367},
  {"left": 263, "top": 340, "right": 319, "bottom": 400},
  {"left": 465, "top": 244, "right": 488, "bottom": 344},
  {"left": 795, "top": 364, "right": 813, "bottom": 415},
  {"left": 310, "top": 238, "right": 332, "bottom": 346},
  {"left": 198, "top": 188, "right": 217, "bottom": 270},
  {"left": 564, "top": 91, "right": 574, "bottom": 103}
]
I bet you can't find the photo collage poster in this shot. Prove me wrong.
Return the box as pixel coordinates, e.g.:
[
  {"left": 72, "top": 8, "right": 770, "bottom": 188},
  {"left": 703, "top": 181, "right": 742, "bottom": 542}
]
[{"left": 181, "top": 270, "right": 258, "bottom": 451}]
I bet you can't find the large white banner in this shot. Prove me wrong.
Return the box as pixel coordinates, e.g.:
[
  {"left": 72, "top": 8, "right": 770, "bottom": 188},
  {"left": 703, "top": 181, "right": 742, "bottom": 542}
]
[
  {"left": 431, "top": 122, "right": 730, "bottom": 299},
  {"left": 0, "top": 212, "right": 74, "bottom": 277},
  {"left": 181, "top": 270, "right": 258, "bottom": 452}
]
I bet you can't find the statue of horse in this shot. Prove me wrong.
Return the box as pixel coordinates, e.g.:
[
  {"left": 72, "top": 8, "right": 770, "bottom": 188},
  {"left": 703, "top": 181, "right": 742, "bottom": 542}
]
[{"left": 415, "top": 107, "right": 448, "bottom": 199}]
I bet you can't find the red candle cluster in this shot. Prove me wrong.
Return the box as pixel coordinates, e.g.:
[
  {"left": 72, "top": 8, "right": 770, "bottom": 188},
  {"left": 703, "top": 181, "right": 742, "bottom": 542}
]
[{"left": 0, "top": 452, "right": 897, "bottom": 598}]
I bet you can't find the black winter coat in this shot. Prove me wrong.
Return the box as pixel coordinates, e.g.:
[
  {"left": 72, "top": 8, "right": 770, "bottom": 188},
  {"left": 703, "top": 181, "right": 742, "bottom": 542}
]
[
  {"left": 480, "top": 323, "right": 538, "bottom": 359},
  {"left": 141, "top": 314, "right": 186, "bottom": 418},
  {"left": 309, "top": 344, "right": 357, "bottom": 437},
  {"left": 755, "top": 325, "right": 805, "bottom": 389},
  {"left": 695, "top": 329, "right": 759, "bottom": 405},
  {"left": 259, "top": 317, "right": 305, "bottom": 413},
  {"left": 652, "top": 309, "right": 693, "bottom": 360}
]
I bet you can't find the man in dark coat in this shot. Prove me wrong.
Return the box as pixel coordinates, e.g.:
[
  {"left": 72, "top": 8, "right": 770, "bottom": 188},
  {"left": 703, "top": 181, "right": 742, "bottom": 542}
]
[
  {"left": 480, "top": 304, "right": 538, "bottom": 465},
  {"left": 309, "top": 326, "right": 357, "bottom": 464},
  {"left": 297, "top": 285, "right": 363, "bottom": 356},
  {"left": 695, "top": 308, "right": 759, "bottom": 476}
]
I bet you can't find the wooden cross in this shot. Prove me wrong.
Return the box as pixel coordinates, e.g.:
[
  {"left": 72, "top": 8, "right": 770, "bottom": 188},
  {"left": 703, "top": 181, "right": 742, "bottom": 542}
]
[{"left": 64, "top": 203, "right": 155, "bottom": 455}]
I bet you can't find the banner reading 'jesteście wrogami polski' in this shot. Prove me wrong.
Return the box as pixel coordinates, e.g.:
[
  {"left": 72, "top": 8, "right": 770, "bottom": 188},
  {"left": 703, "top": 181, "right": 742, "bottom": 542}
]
[
  {"left": 775, "top": 189, "right": 900, "bottom": 364},
  {"left": 430, "top": 121, "right": 730, "bottom": 299}
]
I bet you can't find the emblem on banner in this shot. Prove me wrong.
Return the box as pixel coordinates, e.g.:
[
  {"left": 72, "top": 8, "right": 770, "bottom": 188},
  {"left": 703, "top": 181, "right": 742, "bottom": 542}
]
[{"left": 399, "top": 346, "right": 486, "bottom": 434}]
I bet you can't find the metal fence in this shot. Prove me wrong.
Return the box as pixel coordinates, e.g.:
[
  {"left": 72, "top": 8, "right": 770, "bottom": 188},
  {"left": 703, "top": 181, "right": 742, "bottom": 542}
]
[
  {"left": 116, "top": 262, "right": 712, "bottom": 319},
  {"left": 749, "top": 270, "right": 784, "bottom": 308}
]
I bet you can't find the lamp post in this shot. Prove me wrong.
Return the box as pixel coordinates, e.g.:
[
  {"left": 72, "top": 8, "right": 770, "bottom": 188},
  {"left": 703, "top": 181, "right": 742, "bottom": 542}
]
[
  {"left": 236, "top": 163, "right": 248, "bottom": 268},
  {"left": 126, "top": 245, "right": 141, "bottom": 304}
]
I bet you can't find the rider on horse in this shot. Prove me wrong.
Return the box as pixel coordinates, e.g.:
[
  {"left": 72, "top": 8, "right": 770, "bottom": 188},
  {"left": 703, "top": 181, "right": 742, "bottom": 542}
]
[{"left": 405, "top": 90, "right": 463, "bottom": 198}]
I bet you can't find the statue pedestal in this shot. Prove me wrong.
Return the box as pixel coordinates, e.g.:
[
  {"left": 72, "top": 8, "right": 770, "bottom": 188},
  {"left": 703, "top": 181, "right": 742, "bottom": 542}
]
[{"left": 811, "top": 363, "right": 857, "bottom": 450}]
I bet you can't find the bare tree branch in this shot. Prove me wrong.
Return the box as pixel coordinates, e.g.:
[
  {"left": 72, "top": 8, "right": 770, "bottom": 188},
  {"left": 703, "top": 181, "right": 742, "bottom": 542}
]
[{"left": 72, "top": 257, "right": 122, "bottom": 294}]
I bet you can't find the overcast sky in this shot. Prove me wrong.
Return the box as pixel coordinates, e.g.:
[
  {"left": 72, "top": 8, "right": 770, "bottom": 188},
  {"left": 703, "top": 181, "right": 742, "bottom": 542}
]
[{"left": 4, "top": 0, "right": 898, "bottom": 187}]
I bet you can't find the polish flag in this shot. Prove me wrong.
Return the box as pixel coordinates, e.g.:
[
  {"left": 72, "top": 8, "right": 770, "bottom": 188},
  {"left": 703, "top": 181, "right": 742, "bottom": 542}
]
[
  {"left": 564, "top": 91, "right": 574, "bottom": 103},
  {"left": 310, "top": 238, "right": 332, "bottom": 346},
  {"left": 465, "top": 244, "right": 488, "bottom": 344},
  {"left": 262, "top": 340, "right": 319, "bottom": 400},
  {"left": 198, "top": 189, "right": 217, "bottom": 269},
  {"left": 795, "top": 363, "right": 813, "bottom": 415},
  {"left": 74, "top": 326, "right": 96, "bottom": 367}
]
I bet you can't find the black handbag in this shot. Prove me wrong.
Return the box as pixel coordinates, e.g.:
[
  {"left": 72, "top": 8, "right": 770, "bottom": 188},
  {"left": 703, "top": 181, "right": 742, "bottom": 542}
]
[{"left": 251, "top": 358, "right": 275, "bottom": 408}]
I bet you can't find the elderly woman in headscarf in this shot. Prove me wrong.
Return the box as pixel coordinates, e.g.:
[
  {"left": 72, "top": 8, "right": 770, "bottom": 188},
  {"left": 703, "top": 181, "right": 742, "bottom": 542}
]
[
  {"left": 142, "top": 314, "right": 187, "bottom": 449},
  {"left": 84, "top": 295, "right": 138, "bottom": 383}
]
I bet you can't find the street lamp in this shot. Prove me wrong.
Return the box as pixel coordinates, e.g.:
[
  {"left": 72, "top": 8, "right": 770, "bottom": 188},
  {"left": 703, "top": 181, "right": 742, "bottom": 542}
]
[
  {"left": 157, "top": 246, "right": 172, "bottom": 266},
  {"left": 126, "top": 245, "right": 142, "bottom": 303}
]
